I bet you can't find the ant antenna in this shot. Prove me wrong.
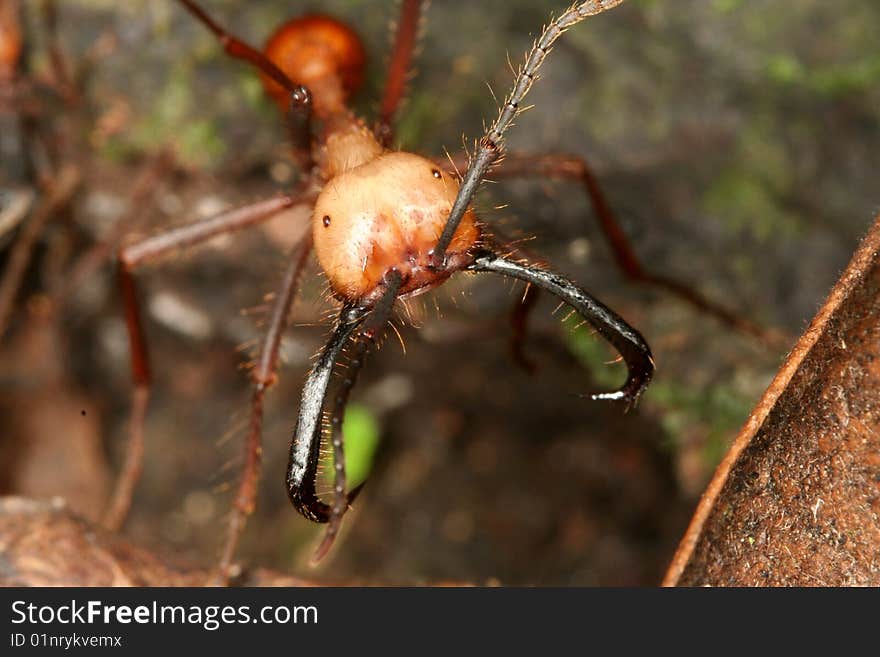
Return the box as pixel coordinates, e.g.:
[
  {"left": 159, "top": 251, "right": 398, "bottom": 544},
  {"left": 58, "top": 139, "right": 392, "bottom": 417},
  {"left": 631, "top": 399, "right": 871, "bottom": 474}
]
[{"left": 432, "top": 0, "right": 626, "bottom": 266}]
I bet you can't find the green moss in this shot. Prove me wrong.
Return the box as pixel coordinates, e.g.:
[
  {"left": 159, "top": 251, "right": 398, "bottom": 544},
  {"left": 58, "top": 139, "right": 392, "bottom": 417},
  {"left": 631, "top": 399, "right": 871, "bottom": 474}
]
[
  {"left": 393, "top": 93, "right": 436, "bottom": 151},
  {"left": 117, "top": 64, "right": 226, "bottom": 167},
  {"left": 765, "top": 54, "right": 806, "bottom": 85},
  {"left": 177, "top": 119, "right": 227, "bottom": 166},
  {"left": 645, "top": 380, "right": 753, "bottom": 467},
  {"left": 321, "top": 403, "right": 381, "bottom": 489},
  {"left": 711, "top": 0, "right": 745, "bottom": 13},
  {"left": 702, "top": 119, "right": 800, "bottom": 241},
  {"left": 563, "top": 314, "right": 627, "bottom": 392},
  {"left": 236, "top": 71, "right": 278, "bottom": 120},
  {"left": 810, "top": 57, "right": 880, "bottom": 97},
  {"left": 340, "top": 404, "right": 381, "bottom": 487},
  {"left": 765, "top": 53, "right": 880, "bottom": 97},
  {"left": 703, "top": 170, "right": 789, "bottom": 240}
]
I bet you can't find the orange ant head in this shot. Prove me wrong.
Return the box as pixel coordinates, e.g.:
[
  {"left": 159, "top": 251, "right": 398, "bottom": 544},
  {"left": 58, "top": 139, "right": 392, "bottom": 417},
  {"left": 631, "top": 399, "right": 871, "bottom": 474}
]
[
  {"left": 261, "top": 14, "right": 366, "bottom": 117},
  {"left": 312, "top": 152, "right": 481, "bottom": 303},
  {"left": 0, "top": 0, "right": 22, "bottom": 80}
]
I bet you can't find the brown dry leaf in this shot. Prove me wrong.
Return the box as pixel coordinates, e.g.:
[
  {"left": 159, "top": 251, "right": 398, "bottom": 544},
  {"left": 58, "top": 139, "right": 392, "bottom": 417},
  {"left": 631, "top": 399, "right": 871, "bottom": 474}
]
[
  {"left": 664, "top": 213, "right": 880, "bottom": 586},
  {"left": 0, "top": 497, "right": 317, "bottom": 586}
]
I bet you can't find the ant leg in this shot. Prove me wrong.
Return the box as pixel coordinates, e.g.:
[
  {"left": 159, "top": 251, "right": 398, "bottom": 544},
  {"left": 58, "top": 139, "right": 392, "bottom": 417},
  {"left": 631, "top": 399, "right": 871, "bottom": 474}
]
[
  {"left": 288, "top": 271, "right": 403, "bottom": 526},
  {"left": 469, "top": 248, "right": 654, "bottom": 407},
  {"left": 212, "top": 234, "right": 313, "bottom": 584},
  {"left": 175, "top": 0, "right": 312, "bottom": 166},
  {"left": 489, "top": 152, "right": 779, "bottom": 344},
  {"left": 177, "top": 0, "right": 296, "bottom": 93},
  {"left": 509, "top": 282, "right": 540, "bottom": 373},
  {"left": 375, "top": 0, "right": 425, "bottom": 147},
  {"left": 103, "top": 194, "right": 302, "bottom": 531},
  {"left": 0, "top": 164, "right": 79, "bottom": 342},
  {"left": 482, "top": 222, "right": 545, "bottom": 373}
]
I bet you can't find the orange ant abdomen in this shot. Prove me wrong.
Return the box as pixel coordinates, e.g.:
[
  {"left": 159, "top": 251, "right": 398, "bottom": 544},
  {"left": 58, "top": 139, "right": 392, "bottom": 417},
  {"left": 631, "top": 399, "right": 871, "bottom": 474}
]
[
  {"left": 312, "top": 152, "right": 480, "bottom": 303},
  {"left": 261, "top": 15, "right": 366, "bottom": 117}
]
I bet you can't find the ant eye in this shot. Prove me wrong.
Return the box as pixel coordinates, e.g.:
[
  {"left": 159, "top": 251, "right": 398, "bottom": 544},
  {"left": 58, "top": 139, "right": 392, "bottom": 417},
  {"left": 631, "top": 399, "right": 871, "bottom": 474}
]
[
  {"left": 322, "top": 215, "right": 331, "bottom": 227},
  {"left": 431, "top": 169, "right": 442, "bottom": 179}
]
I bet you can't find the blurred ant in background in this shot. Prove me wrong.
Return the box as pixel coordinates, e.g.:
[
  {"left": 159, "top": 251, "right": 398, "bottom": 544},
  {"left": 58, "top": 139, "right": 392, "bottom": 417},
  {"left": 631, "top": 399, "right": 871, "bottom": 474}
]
[
  {"left": 0, "top": 0, "right": 136, "bottom": 342},
  {"left": 0, "top": 0, "right": 82, "bottom": 341}
]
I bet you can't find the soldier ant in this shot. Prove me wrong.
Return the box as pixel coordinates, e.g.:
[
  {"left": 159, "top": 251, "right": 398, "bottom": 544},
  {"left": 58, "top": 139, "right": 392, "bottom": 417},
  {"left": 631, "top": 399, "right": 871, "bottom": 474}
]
[{"left": 107, "top": 0, "right": 764, "bottom": 582}]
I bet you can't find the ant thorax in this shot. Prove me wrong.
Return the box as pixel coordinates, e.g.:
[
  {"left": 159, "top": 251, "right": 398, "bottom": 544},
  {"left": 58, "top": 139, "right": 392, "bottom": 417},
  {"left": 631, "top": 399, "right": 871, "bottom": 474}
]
[{"left": 312, "top": 142, "right": 480, "bottom": 304}]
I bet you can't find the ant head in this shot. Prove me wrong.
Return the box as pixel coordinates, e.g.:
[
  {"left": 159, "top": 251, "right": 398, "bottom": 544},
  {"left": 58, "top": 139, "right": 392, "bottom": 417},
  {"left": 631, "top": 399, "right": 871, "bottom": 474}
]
[
  {"left": 261, "top": 14, "right": 366, "bottom": 117},
  {"left": 312, "top": 152, "right": 480, "bottom": 303}
]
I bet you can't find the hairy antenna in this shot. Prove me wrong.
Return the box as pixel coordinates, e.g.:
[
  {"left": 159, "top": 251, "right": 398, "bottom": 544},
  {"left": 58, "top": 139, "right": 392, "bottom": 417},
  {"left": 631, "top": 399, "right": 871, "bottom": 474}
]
[{"left": 431, "top": 0, "right": 626, "bottom": 265}]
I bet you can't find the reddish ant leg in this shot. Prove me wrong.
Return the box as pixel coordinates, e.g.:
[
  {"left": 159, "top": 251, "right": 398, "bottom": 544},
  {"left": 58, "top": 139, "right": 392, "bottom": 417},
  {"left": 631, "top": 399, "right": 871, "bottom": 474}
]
[
  {"left": 177, "top": 0, "right": 298, "bottom": 95},
  {"left": 479, "top": 222, "right": 545, "bottom": 374},
  {"left": 213, "top": 233, "right": 313, "bottom": 584},
  {"left": 509, "top": 282, "right": 540, "bottom": 374},
  {"left": 489, "top": 152, "right": 781, "bottom": 345},
  {"left": 375, "top": 0, "right": 425, "bottom": 147},
  {"left": 103, "top": 194, "right": 302, "bottom": 531},
  {"left": 176, "top": 0, "right": 313, "bottom": 166}
]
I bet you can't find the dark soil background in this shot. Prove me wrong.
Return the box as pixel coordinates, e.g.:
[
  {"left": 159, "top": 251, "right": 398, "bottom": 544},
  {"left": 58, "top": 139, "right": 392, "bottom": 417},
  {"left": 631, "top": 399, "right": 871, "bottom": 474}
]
[{"left": 1, "top": 0, "right": 878, "bottom": 585}]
